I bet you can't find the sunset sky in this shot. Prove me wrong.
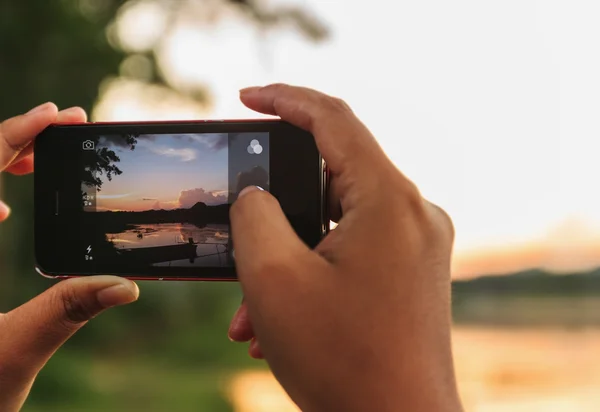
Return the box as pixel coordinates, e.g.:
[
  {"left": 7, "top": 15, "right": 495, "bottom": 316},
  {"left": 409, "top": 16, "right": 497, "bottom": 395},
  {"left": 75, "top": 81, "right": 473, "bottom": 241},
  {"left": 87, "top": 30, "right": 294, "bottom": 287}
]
[
  {"left": 93, "top": 133, "right": 228, "bottom": 212},
  {"left": 92, "top": 0, "right": 600, "bottom": 278}
]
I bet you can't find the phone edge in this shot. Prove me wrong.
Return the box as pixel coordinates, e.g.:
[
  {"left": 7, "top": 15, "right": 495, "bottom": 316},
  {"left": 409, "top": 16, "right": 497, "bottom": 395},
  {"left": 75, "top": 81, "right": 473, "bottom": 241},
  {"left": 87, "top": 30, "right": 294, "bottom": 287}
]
[{"left": 34, "top": 124, "right": 328, "bottom": 282}]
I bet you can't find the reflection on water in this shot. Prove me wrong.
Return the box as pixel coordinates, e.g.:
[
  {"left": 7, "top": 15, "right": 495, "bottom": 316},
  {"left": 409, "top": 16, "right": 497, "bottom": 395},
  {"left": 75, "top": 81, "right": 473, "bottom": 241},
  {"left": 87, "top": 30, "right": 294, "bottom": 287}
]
[
  {"left": 454, "top": 326, "right": 600, "bottom": 412},
  {"left": 229, "top": 327, "right": 600, "bottom": 412},
  {"left": 107, "top": 223, "right": 229, "bottom": 267}
]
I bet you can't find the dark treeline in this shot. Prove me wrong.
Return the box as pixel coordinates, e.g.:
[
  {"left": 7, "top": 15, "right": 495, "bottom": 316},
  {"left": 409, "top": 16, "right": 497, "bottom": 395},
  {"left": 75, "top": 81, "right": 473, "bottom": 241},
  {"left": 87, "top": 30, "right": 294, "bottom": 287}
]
[
  {"left": 452, "top": 268, "right": 600, "bottom": 327},
  {"left": 453, "top": 268, "right": 600, "bottom": 297},
  {"left": 89, "top": 202, "right": 230, "bottom": 230}
]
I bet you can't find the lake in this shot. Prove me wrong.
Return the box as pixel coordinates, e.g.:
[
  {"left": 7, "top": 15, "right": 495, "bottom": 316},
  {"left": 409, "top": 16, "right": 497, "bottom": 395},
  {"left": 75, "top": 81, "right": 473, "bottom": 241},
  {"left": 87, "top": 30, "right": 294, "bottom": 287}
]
[
  {"left": 227, "top": 326, "right": 600, "bottom": 412},
  {"left": 107, "top": 223, "right": 230, "bottom": 267}
]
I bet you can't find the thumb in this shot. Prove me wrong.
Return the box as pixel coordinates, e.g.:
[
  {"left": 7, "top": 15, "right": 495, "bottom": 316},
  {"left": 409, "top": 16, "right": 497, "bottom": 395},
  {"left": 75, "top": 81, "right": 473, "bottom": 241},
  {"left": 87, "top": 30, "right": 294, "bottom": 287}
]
[
  {"left": 0, "top": 276, "right": 138, "bottom": 385},
  {"left": 230, "top": 186, "right": 316, "bottom": 301}
]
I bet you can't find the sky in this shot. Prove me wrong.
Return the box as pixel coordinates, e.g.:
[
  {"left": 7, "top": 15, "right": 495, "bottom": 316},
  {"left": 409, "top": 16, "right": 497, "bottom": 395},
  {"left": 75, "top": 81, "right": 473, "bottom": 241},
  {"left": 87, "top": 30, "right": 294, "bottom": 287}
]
[
  {"left": 94, "top": 133, "right": 228, "bottom": 211},
  {"left": 93, "top": 0, "right": 600, "bottom": 278}
]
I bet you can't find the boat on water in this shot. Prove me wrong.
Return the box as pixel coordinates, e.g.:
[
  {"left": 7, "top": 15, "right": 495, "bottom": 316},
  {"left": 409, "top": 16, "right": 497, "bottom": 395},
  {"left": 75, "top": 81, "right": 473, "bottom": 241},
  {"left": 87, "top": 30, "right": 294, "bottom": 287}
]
[{"left": 117, "top": 237, "right": 198, "bottom": 264}]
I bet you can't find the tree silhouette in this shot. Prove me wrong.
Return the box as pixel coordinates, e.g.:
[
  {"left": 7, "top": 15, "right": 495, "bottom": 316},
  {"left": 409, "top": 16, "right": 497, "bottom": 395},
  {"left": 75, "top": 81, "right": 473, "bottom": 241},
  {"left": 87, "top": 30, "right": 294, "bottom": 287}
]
[{"left": 82, "top": 134, "right": 138, "bottom": 190}]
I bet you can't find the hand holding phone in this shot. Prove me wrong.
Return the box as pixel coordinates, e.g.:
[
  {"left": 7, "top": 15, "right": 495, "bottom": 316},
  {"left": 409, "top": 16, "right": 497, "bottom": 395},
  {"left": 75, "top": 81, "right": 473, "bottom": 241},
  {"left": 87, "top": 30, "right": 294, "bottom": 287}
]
[
  {"left": 2, "top": 86, "right": 462, "bottom": 412},
  {"left": 228, "top": 84, "right": 462, "bottom": 412},
  {"left": 0, "top": 104, "right": 139, "bottom": 412}
]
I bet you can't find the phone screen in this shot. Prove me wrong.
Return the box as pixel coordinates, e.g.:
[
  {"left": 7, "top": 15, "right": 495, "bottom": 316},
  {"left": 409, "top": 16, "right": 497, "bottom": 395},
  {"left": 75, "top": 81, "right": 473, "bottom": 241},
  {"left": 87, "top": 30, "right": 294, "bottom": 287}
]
[
  {"left": 79, "top": 132, "right": 269, "bottom": 268},
  {"left": 35, "top": 120, "right": 324, "bottom": 280}
]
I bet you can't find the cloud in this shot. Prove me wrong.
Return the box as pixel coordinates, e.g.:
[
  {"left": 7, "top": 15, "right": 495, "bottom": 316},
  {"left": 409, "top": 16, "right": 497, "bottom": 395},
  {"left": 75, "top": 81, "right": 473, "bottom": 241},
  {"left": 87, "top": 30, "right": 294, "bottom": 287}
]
[
  {"left": 138, "top": 133, "right": 228, "bottom": 151},
  {"left": 188, "top": 133, "right": 228, "bottom": 151},
  {"left": 150, "top": 146, "right": 196, "bottom": 162},
  {"left": 211, "top": 190, "right": 229, "bottom": 197},
  {"left": 100, "top": 133, "right": 228, "bottom": 152},
  {"left": 97, "top": 193, "right": 133, "bottom": 199},
  {"left": 178, "top": 188, "right": 228, "bottom": 208}
]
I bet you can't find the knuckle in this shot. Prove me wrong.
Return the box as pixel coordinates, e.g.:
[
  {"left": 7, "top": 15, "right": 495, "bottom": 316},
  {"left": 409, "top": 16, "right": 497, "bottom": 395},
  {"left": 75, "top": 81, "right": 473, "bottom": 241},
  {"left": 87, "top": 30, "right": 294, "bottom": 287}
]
[
  {"left": 418, "top": 200, "right": 455, "bottom": 249},
  {"left": 331, "top": 96, "right": 353, "bottom": 112},
  {"left": 397, "top": 177, "right": 427, "bottom": 217},
  {"left": 0, "top": 118, "right": 27, "bottom": 154},
  {"left": 389, "top": 175, "right": 454, "bottom": 244},
  {"left": 430, "top": 202, "right": 455, "bottom": 242},
  {"left": 321, "top": 95, "right": 352, "bottom": 114},
  {"left": 55, "top": 284, "right": 100, "bottom": 326}
]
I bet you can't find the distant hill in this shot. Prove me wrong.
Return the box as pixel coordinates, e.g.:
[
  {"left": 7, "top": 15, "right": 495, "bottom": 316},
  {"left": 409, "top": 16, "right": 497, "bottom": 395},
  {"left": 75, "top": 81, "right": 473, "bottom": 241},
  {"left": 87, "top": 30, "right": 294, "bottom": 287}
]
[
  {"left": 89, "top": 202, "right": 230, "bottom": 232},
  {"left": 452, "top": 268, "right": 600, "bottom": 326},
  {"left": 452, "top": 268, "right": 600, "bottom": 297}
]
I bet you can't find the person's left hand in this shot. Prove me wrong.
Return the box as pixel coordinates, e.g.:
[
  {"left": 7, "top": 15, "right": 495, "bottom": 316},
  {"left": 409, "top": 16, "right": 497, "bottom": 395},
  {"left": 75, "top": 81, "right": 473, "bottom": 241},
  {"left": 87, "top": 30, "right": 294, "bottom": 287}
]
[
  {"left": 0, "top": 103, "right": 140, "bottom": 412},
  {"left": 0, "top": 103, "right": 87, "bottom": 218}
]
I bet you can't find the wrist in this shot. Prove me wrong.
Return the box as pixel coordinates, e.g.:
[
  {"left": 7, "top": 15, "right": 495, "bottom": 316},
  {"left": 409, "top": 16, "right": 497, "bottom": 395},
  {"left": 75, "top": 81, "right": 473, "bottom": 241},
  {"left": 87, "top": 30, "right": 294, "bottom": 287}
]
[{"left": 299, "top": 372, "right": 463, "bottom": 412}]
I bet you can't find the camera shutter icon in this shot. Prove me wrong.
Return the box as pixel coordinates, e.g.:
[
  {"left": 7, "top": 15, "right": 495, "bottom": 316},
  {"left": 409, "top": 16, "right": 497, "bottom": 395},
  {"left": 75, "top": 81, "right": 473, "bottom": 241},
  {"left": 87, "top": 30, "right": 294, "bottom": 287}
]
[{"left": 82, "top": 140, "right": 95, "bottom": 150}]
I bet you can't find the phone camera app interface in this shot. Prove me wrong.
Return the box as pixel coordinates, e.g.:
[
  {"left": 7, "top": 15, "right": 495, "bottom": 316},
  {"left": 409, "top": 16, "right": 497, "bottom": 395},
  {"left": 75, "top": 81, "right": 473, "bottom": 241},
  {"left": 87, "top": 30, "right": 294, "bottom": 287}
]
[{"left": 79, "top": 132, "right": 269, "bottom": 268}]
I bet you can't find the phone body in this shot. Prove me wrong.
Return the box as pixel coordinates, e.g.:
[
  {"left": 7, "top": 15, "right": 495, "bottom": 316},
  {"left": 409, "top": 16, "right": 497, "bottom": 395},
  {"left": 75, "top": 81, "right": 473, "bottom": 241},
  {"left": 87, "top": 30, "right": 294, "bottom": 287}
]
[{"left": 34, "top": 119, "right": 328, "bottom": 281}]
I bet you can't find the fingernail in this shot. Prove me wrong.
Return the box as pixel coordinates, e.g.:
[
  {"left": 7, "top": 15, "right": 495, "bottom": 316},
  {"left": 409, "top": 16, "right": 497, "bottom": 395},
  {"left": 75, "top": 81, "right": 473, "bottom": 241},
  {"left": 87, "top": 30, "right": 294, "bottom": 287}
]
[
  {"left": 0, "top": 201, "right": 11, "bottom": 220},
  {"left": 239, "top": 86, "right": 262, "bottom": 96},
  {"left": 59, "top": 106, "right": 83, "bottom": 116},
  {"left": 26, "top": 102, "right": 54, "bottom": 115},
  {"left": 227, "top": 327, "right": 237, "bottom": 342},
  {"left": 249, "top": 338, "right": 263, "bottom": 359},
  {"left": 96, "top": 280, "right": 139, "bottom": 308},
  {"left": 228, "top": 306, "right": 243, "bottom": 342},
  {"left": 249, "top": 338, "right": 259, "bottom": 351},
  {"left": 238, "top": 185, "right": 264, "bottom": 198}
]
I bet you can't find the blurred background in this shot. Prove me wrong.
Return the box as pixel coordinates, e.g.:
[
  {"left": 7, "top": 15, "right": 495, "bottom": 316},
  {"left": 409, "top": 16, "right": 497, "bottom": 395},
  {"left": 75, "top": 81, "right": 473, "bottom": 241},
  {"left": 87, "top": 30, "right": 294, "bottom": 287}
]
[{"left": 2, "top": 0, "right": 600, "bottom": 410}]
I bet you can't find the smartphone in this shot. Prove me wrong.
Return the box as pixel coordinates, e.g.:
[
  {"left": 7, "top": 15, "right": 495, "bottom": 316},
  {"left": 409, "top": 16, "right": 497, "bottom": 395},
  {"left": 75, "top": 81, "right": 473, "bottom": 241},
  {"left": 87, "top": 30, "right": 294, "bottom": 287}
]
[{"left": 34, "top": 120, "right": 328, "bottom": 281}]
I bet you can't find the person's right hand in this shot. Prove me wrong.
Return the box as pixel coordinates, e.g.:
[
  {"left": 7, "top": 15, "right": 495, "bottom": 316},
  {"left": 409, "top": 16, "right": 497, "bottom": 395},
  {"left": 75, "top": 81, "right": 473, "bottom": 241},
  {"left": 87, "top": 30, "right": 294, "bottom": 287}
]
[{"left": 228, "top": 84, "right": 462, "bottom": 412}]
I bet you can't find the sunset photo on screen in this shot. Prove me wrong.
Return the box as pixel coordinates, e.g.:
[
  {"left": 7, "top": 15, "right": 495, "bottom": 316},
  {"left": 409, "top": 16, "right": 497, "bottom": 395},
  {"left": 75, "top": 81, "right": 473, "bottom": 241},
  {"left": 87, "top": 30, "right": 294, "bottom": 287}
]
[{"left": 81, "top": 133, "right": 231, "bottom": 267}]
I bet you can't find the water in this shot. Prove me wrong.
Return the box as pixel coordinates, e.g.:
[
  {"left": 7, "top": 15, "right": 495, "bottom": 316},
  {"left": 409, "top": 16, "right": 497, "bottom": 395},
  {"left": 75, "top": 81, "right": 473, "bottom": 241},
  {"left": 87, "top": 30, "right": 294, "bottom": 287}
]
[
  {"left": 229, "top": 326, "right": 600, "bottom": 412},
  {"left": 107, "top": 223, "right": 230, "bottom": 267}
]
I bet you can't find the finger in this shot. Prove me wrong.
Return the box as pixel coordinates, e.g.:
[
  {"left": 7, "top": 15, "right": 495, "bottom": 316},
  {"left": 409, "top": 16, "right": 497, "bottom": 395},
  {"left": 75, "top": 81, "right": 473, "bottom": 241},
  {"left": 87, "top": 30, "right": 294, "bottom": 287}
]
[
  {"left": 0, "top": 102, "right": 57, "bottom": 170},
  {"left": 328, "top": 175, "right": 342, "bottom": 223},
  {"left": 0, "top": 201, "right": 10, "bottom": 222},
  {"left": 56, "top": 106, "right": 87, "bottom": 123},
  {"left": 239, "top": 84, "right": 389, "bottom": 183},
  {"left": 248, "top": 338, "right": 264, "bottom": 359},
  {"left": 8, "top": 106, "right": 87, "bottom": 168},
  {"left": 5, "top": 155, "right": 34, "bottom": 175},
  {"left": 230, "top": 185, "right": 319, "bottom": 300},
  {"left": 228, "top": 301, "right": 255, "bottom": 342},
  {"left": 0, "top": 276, "right": 138, "bottom": 387}
]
